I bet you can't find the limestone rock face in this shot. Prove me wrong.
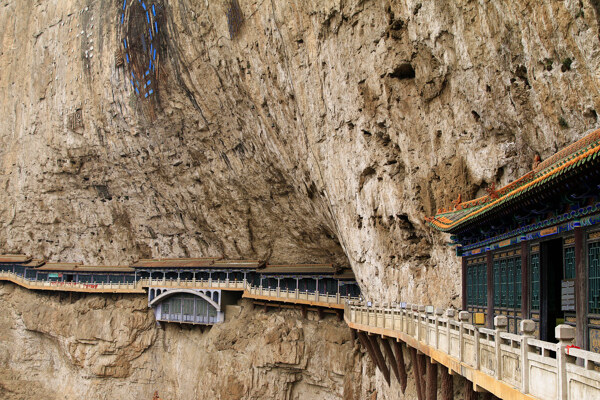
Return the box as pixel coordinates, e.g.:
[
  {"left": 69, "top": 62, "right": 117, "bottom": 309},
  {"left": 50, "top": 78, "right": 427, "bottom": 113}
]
[
  {"left": 1, "top": 0, "right": 599, "bottom": 305},
  {"left": 0, "top": 284, "right": 377, "bottom": 400}
]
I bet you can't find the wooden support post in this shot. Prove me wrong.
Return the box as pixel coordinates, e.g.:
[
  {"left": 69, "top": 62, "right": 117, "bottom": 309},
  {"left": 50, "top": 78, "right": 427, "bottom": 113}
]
[
  {"left": 301, "top": 306, "right": 307, "bottom": 319},
  {"left": 393, "top": 340, "right": 408, "bottom": 393},
  {"left": 441, "top": 367, "right": 453, "bottom": 400},
  {"left": 380, "top": 337, "right": 400, "bottom": 383},
  {"left": 264, "top": 304, "right": 269, "bottom": 313},
  {"left": 410, "top": 347, "right": 425, "bottom": 400},
  {"left": 464, "top": 378, "right": 478, "bottom": 400},
  {"left": 317, "top": 308, "right": 324, "bottom": 320},
  {"left": 426, "top": 359, "right": 438, "bottom": 400},
  {"left": 486, "top": 250, "right": 494, "bottom": 329},
  {"left": 336, "top": 309, "right": 343, "bottom": 321},
  {"left": 575, "top": 225, "right": 587, "bottom": 349},
  {"left": 368, "top": 334, "right": 391, "bottom": 385}
]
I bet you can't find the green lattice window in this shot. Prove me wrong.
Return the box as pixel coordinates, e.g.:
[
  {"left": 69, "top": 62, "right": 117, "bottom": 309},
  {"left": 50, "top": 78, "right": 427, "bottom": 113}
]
[
  {"left": 467, "top": 265, "right": 475, "bottom": 306},
  {"left": 530, "top": 252, "right": 540, "bottom": 310},
  {"left": 507, "top": 258, "right": 515, "bottom": 308},
  {"left": 478, "top": 263, "right": 487, "bottom": 306},
  {"left": 494, "top": 260, "right": 501, "bottom": 306},
  {"left": 515, "top": 258, "right": 522, "bottom": 309},
  {"left": 564, "top": 247, "right": 575, "bottom": 280},
  {"left": 589, "top": 242, "right": 600, "bottom": 314},
  {"left": 493, "top": 256, "right": 520, "bottom": 309}
]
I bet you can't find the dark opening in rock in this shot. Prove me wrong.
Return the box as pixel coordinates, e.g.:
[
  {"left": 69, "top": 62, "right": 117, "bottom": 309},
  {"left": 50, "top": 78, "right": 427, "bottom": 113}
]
[{"left": 389, "top": 63, "right": 415, "bottom": 80}]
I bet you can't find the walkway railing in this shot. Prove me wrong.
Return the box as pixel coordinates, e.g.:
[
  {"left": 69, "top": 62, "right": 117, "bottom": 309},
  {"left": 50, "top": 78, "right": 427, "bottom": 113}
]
[
  {"left": 141, "top": 278, "right": 360, "bottom": 309},
  {"left": 345, "top": 301, "right": 600, "bottom": 400},
  {"left": 0, "top": 271, "right": 144, "bottom": 293},
  {"left": 139, "top": 278, "right": 247, "bottom": 290}
]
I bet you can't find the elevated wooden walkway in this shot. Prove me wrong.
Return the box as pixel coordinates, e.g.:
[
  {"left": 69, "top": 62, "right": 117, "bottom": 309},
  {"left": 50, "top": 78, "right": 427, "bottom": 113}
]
[
  {"left": 0, "top": 272, "right": 356, "bottom": 310},
  {"left": 0, "top": 271, "right": 144, "bottom": 293},
  {"left": 345, "top": 301, "right": 600, "bottom": 400}
]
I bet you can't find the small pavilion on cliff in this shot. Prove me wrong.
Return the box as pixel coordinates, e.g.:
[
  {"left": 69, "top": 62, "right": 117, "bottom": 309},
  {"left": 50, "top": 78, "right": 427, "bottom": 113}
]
[{"left": 427, "top": 128, "right": 600, "bottom": 352}]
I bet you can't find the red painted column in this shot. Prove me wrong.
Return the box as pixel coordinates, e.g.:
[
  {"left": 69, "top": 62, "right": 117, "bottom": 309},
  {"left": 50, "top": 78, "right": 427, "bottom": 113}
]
[
  {"left": 462, "top": 255, "right": 467, "bottom": 310},
  {"left": 574, "top": 224, "right": 587, "bottom": 349},
  {"left": 521, "top": 240, "right": 529, "bottom": 319},
  {"left": 486, "top": 250, "right": 494, "bottom": 328}
]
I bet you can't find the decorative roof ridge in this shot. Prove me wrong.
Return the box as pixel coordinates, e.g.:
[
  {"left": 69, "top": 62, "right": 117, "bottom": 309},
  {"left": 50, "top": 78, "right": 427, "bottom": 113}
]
[{"left": 427, "top": 127, "right": 600, "bottom": 231}]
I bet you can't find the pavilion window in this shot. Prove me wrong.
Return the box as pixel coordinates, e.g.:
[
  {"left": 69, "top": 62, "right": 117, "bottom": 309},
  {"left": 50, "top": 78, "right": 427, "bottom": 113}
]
[
  {"left": 78, "top": 274, "right": 92, "bottom": 283},
  {"left": 493, "top": 255, "right": 520, "bottom": 309},
  {"left": 588, "top": 241, "right": 600, "bottom": 314},
  {"left": 564, "top": 246, "right": 576, "bottom": 280},
  {"left": 162, "top": 301, "right": 169, "bottom": 317},
  {"left": 514, "top": 258, "right": 522, "bottom": 309},
  {"left": 25, "top": 269, "right": 37, "bottom": 279},
  {"left": 477, "top": 263, "right": 487, "bottom": 307},
  {"left": 530, "top": 252, "right": 541, "bottom": 310}
]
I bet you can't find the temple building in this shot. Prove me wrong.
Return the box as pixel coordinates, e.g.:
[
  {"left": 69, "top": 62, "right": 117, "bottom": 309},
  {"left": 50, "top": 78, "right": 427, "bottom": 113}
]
[{"left": 427, "top": 128, "right": 600, "bottom": 352}]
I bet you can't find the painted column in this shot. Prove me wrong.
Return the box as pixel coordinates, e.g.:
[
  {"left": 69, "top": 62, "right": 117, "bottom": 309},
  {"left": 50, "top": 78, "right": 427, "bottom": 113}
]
[
  {"left": 461, "top": 254, "right": 467, "bottom": 310},
  {"left": 486, "top": 249, "right": 494, "bottom": 328},
  {"left": 521, "top": 238, "right": 530, "bottom": 319},
  {"left": 574, "top": 223, "right": 587, "bottom": 349}
]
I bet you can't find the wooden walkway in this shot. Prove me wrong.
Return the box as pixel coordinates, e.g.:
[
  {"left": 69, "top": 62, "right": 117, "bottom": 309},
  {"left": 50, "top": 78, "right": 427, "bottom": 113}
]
[{"left": 0, "top": 272, "right": 357, "bottom": 309}]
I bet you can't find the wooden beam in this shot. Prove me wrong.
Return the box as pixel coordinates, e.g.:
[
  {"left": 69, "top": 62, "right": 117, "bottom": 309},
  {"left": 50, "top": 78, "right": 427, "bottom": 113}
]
[
  {"left": 410, "top": 347, "right": 425, "bottom": 400},
  {"left": 393, "top": 340, "right": 408, "bottom": 393},
  {"left": 380, "top": 336, "right": 400, "bottom": 383},
  {"left": 441, "top": 366, "right": 453, "bottom": 400},
  {"left": 368, "top": 334, "right": 391, "bottom": 385},
  {"left": 426, "top": 359, "right": 438, "bottom": 400}
]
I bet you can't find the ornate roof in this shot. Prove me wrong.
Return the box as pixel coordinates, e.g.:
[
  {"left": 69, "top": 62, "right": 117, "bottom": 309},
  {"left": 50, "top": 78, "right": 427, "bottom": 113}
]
[{"left": 427, "top": 128, "right": 600, "bottom": 233}]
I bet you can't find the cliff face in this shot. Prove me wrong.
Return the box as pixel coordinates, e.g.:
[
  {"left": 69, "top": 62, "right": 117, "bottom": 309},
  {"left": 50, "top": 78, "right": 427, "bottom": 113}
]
[
  {"left": 1, "top": 0, "right": 600, "bottom": 305},
  {"left": 0, "top": 284, "right": 381, "bottom": 400}
]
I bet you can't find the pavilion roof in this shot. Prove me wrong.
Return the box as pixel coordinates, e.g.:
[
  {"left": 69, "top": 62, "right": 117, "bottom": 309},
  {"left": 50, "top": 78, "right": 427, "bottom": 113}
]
[
  {"left": 260, "top": 264, "right": 337, "bottom": 275},
  {"left": 35, "top": 263, "right": 134, "bottom": 272},
  {"left": 0, "top": 255, "right": 31, "bottom": 263},
  {"left": 131, "top": 257, "right": 263, "bottom": 269},
  {"left": 427, "top": 128, "right": 600, "bottom": 233}
]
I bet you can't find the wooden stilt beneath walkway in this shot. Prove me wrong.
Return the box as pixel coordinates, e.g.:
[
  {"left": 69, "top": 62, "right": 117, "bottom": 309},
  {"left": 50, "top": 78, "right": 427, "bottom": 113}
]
[
  {"left": 357, "top": 331, "right": 390, "bottom": 385},
  {"left": 368, "top": 334, "right": 391, "bottom": 385},
  {"left": 381, "top": 336, "right": 400, "bottom": 384},
  {"left": 426, "top": 360, "right": 438, "bottom": 400},
  {"left": 464, "top": 378, "right": 478, "bottom": 400},
  {"left": 410, "top": 347, "right": 425, "bottom": 400},
  {"left": 441, "top": 367, "right": 453, "bottom": 400},
  {"left": 393, "top": 340, "right": 408, "bottom": 393}
]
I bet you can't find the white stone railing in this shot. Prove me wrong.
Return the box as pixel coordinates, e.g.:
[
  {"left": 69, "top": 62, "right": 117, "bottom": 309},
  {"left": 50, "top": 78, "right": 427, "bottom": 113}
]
[
  {"left": 245, "top": 285, "right": 359, "bottom": 307},
  {"left": 0, "top": 271, "right": 142, "bottom": 292},
  {"left": 345, "top": 301, "right": 600, "bottom": 400},
  {"left": 140, "top": 278, "right": 247, "bottom": 290}
]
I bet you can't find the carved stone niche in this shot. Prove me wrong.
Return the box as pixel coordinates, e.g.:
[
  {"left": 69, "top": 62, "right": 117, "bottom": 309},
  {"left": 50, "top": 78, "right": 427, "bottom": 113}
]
[{"left": 67, "top": 108, "right": 84, "bottom": 132}]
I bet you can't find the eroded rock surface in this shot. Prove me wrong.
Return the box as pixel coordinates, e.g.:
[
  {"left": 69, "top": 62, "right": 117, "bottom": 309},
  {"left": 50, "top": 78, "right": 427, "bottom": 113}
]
[
  {"left": 0, "top": 284, "right": 379, "bottom": 400},
  {"left": 1, "top": 0, "right": 599, "bottom": 303}
]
